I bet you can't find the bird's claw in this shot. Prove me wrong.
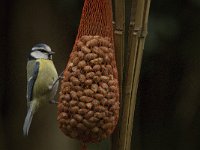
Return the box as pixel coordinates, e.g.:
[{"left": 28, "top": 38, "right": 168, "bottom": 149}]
[
  {"left": 49, "top": 71, "right": 64, "bottom": 90},
  {"left": 49, "top": 100, "right": 58, "bottom": 104}
]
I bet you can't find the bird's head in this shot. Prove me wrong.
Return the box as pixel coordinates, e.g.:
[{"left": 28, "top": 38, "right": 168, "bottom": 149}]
[{"left": 29, "top": 43, "right": 55, "bottom": 60}]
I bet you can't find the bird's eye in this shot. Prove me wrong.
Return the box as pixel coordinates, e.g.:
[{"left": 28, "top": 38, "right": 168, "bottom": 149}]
[
  {"left": 48, "top": 54, "right": 52, "bottom": 59},
  {"left": 38, "top": 49, "right": 47, "bottom": 53}
]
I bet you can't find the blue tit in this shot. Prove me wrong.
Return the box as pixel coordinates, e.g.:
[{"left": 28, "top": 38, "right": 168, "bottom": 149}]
[{"left": 23, "top": 43, "right": 59, "bottom": 136}]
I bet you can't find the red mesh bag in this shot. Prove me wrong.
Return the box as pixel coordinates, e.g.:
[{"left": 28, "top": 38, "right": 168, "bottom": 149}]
[
  {"left": 76, "top": 0, "right": 114, "bottom": 41},
  {"left": 57, "top": 0, "right": 119, "bottom": 144}
]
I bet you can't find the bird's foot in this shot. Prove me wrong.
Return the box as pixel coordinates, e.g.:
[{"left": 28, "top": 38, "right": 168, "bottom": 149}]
[
  {"left": 49, "top": 71, "right": 64, "bottom": 90},
  {"left": 49, "top": 100, "right": 58, "bottom": 104}
]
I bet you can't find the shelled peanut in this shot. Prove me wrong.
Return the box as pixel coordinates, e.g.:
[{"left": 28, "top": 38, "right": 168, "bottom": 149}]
[{"left": 58, "top": 35, "right": 119, "bottom": 143}]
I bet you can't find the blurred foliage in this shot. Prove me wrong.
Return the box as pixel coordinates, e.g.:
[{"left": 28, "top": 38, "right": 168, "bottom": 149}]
[
  {"left": 1, "top": 0, "right": 200, "bottom": 150},
  {"left": 132, "top": 0, "right": 200, "bottom": 150}
]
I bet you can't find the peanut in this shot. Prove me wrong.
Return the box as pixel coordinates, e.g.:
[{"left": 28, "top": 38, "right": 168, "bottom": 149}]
[
  {"left": 109, "top": 85, "right": 118, "bottom": 92},
  {"left": 70, "top": 76, "right": 80, "bottom": 85},
  {"left": 78, "top": 108, "right": 88, "bottom": 115},
  {"left": 60, "top": 112, "right": 68, "bottom": 119},
  {"left": 84, "top": 79, "right": 93, "bottom": 85},
  {"left": 69, "top": 100, "right": 78, "bottom": 106},
  {"left": 74, "top": 114, "right": 83, "bottom": 122},
  {"left": 107, "top": 92, "right": 115, "bottom": 99},
  {"left": 93, "top": 76, "right": 100, "bottom": 82},
  {"left": 107, "top": 98, "right": 116, "bottom": 105},
  {"left": 99, "top": 38, "right": 110, "bottom": 47},
  {"left": 91, "top": 84, "right": 98, "bottom": 92},
  {"left": 101, "top": 98, "right": 108, "bottom": 106},
  {"left": 100, "top": 76, "right": 109, "bottom": 82},
  {"left": 72, "top": 57, "right": 79, "bottom": 65},
  {"left": 94, "top": 105, "right": 106, "bottom": 112},
  {"left": 108, "top": 52, "right": 114, "bottom": 60},
  {"left": 90, "top": 58, "right": 103, "bottom": 65},
  {"left": 84, "top": 110, "right": 94, "bottom": 119},
  {"left": 96, "top": 71, "right": 102, "bottom": 76},
  {"left": 88, "top": 117, "right": 99, "bottom": 122},
  {"left": 78, "top": 74, "right": 86, "bottom": 83},
  {"left": 86, "top": 72, "right": 95, "bottom": 78},
  {"left": 70, "top": 106, "right": 79, "bottom": 113},
  {"left": 86, "top": 38, "right": 99, "bottom": 47},
  {"left": 66, "top": 125, "right": 72, "bottom": 130},
  {"left": 77, "top": 91, "right": 83, "bottom": 97},
  {"left": 77, "top": 60, "right": 86, "bottom": 68},
  {"left": 78, "top": 102, "right": 86, "bottom": 108},
  {"left": 83, "top": 89, "right": 94, "bottom": 96},
  {"left": 94, "top": 93, "right": 104, "bottom": 100},
  {"left": 93, "top": 65, "right": 101, "bottom": 71},
  {"left": 94, "top": 112, "right": 105, "bottom": 119},
  {"left": 63, "top": 94, "right": 71, "bottom": 101},
  {"left": 94, "top": 35, "right": 100, "bottom": 39},
  {"left": 83, "top": 119, "right": 95, "bottom": 128},
  {"left": 104, "top": 55, "right": 110, "bottom": 63},
  {"left": 76, "top": 41, "right": 84, "bottom": 49},
  {"left": 98, "top": 86, "right": 107, "bottom": 95},
  {"left": 86, "top": 103, "right": 93, "bottom": 109},
  {"left": 83, "top": 65, "right": 92, "bottom": 72},
  {"left": 57, "top": 103, "right": 65, "bottom": 111},
  {"left": 108, "top": 48, "right": 114, "bottom": 52},
  {"left": 70, "top": 119, "right": 77, "bottom": 127},
  {"left": 108, "top": 80, "right": 116, "bottom": 86},
  {"left": 80, "top": 96, "right": 93, "bottom": 103},
  {"left": 92, "top": 46, "right": 100, "bottom": 54},
  {"left": 80, "top": 35, "right": 93, "bottom": 43},
  {"left": 92, "top": 99, "right": 100, "bottom": 106},
  {"left": 92, "top": 127, "right": 99, "bottom": 133},
  {"left": 101, "top": 82, "right": 109, "bottom": 90},
  {"left": 84, "top": 53, "right": 98, "bottom": 61},
  {"left": 73, "top": 85, "right": 83, "bottom": 91},
  {"left": 77, "top": 51, "right": 84, "bottom": 59},
  {"left": 77, "top": 123, "right": 87, "bottom": 131},
  {"left": 81, "top": 46, "right": 91, "bottom": 53},
  {"left": 70, "top": 91, "right": 78, "bottom": 100},
  {"left": 99, "top": 46, "right": 109, "bottom": 53},
  {"left": 67, "top": 62, "right": 73, "bottom": 71}
]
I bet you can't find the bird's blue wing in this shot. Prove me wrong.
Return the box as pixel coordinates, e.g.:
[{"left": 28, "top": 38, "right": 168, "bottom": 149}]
[{"left": 27, "top": 61, "right": 40, "bottom": 102}]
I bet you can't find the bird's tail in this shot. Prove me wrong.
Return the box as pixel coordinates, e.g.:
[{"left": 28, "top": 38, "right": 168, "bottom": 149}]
[{"left": 23, "top": 106, "right": 34, "bottom": 136}]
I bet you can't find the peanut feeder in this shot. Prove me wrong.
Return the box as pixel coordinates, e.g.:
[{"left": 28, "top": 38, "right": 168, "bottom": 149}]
[{"left": 57, "top": 0, "right": 120, "bottom": 144}]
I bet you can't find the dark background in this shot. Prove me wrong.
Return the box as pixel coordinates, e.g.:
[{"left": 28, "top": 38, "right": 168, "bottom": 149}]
[{"left": 1, "top": 0, "right": 200, "bottom": 150}]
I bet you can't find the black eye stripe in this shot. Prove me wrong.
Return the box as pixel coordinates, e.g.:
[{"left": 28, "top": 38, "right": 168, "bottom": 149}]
[
  {"left": 34, "top": 49, "right": 49, "bottom": 54},
  {"left": 37, "top": 49, "right": 48, "bottom": 53}
]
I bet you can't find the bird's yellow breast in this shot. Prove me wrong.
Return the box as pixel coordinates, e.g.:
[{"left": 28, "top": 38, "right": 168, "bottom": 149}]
[{"left": 33, "top": 59, "right": 58, "bottom": 103}]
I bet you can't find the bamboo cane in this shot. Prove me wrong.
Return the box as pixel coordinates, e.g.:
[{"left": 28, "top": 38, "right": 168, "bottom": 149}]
[
  {"left": 112, "top": 0, "right": 125, "bottom": 149},
  {"left": 119, "top": 0, "right": 151, "bottom": 150}
]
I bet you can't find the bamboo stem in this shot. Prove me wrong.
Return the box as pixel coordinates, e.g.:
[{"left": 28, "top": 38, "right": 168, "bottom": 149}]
[
  {"left": 112, "top": 0, "right": 125, "bottom": 149},
  {"left": 119, "top": 0, "right": 151, "bottom": 150}
]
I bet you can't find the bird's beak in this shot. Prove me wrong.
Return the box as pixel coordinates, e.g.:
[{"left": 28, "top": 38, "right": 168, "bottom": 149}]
[{"left": 49, "top": 51, "right": 55, "bottom": 55}]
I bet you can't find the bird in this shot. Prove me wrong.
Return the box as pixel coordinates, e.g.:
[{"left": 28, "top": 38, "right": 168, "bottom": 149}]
[{"left": 23, "top": 43, "right": 59, "bottom": 136}]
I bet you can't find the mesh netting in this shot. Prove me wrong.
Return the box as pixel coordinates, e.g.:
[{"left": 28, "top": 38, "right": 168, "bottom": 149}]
[
  {"left": 76, "top": 0, "right": 114, "bottom": 42},
  {"left": 58, "top": 0, "right": 119, "bottom": 145}
]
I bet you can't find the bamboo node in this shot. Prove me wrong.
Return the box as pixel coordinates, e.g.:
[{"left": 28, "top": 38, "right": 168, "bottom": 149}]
[
  {"left": 114, "top": 30, "right": 123, "bottom": 35},
  {"left": 133, "top": 27, "right": 147, "bottom": 37}
]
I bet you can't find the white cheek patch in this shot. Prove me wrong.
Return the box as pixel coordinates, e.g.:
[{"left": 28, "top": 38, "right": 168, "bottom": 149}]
[{"left": 31, "top": 51, "right": 48, "bottom": 59}]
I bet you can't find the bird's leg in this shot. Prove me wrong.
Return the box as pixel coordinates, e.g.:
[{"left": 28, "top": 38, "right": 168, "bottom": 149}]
[
  {"left": 52, "top": 71, "right": 64, "bottom": 87},
  {"left": 49, "top": 100, "right": 58, "bottom": 104},
  {"left": 48, "top": 71, "right": 64, "bottom": 105},
  {"left": 49, "top": 71, "right": 64, "bottom": 90}
]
